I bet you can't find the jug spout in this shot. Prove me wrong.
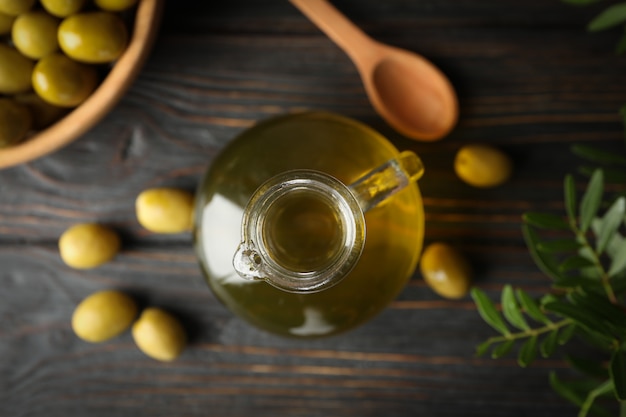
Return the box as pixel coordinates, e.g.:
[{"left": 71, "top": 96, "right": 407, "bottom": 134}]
[{"left": 233, "top": 241, "right": 265, "bottom": 280}]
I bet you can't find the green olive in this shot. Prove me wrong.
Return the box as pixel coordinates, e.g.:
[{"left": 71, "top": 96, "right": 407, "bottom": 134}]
[
  {"left": 40, "top": 0, "right": 86, "bottom": 18},
  {"left": 132, "top": 307, "right": 187, "bottom": 362},
  {"left": 32, "top": 53, "right": 98, "bottom": 108},
  {"left": 454, "top": 144, "right": 513, "bottom": 188},
  {"left": 420, "top": 242, "right": 472, "bottom": 299},
  {"left": 0, "top": 0, "right": 35, "bottom": 16},
  {"left": 0, "top": 99, "right": 32, "bottom": 148},
  {"left": 58, "top": 12, "right": 128, "bottom": 64},
  {"left": 136, "top": 188, "right": 194, "bottom": 234},
  {"left": 72, "top": 290, "right": 138, "bottom": 343},
  {"left": 12, "top": 11, "right": 60, "bottom": 60},
  {"left": 15, "top": 93, "right": 66, "bottom": 129},
  {"left": 58, "top": 223, "right": 120, "bottom": 269},
  {"left": 0, "top": 44, "right": 34, "bottom": 95},
  {"left": 94, "top": 0, "right": 138, "bottom": 12},
  {"left": 0, "top": 11, "right": 15, "bottom": 35}
]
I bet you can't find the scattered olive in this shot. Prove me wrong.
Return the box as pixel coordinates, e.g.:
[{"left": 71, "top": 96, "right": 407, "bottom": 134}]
[
  {"left": 72, "top": 290, "right": 138, "bottom": 343},
  {"left": 0, "top": 44, "right": 34, "bottom": 95},
  {"left": 40, "top": 0, "right": 86, "bottom": 18},
  {"left": 136, "top": 188, "right": 194, "bottom": 234},
  {"left": 420, "top": 242, "right": 472, "bottom": 299},
  {"left": 12, "top": 11, "right": 60, "bottom": 60},
  {"left": 132, "top": 307, "right": 187, "bottom": 362},
  {"left": 94, "top": 0, "right": 138, "bottom": 12},
  {"left": 58, "top": 12, "right": 128, "bottom": 64},
  {"left": 0, "top": 11, "right": 14, "bottom": 35},
  {"left": 58, "top": 223, "right": 120, "bottom": 269},
  {"left": 0, "top": 0, "right": 36, "bottom": 16},
  {"left": 32, "top": 53, "right": 98, "bottom": 107},
  {"left": 0, "top": 98, "right": 32, "bottom": 148},
  {"left": 454, "top": 144, "right": 513, "bottom": 188}
]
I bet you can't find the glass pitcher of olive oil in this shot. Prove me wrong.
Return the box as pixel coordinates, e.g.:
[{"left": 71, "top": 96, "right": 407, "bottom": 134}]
[{"left": 193, "top": 112, "right": 424, "bottom": 337}]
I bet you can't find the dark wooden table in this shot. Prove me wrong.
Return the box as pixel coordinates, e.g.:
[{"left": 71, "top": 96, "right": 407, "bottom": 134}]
[{"left": 2, "top": 1, "right": 626, "bottom": 416}]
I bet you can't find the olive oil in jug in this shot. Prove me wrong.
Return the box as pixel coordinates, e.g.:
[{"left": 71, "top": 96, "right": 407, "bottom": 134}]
[{"left": 194, "top": 112, "right": 424, "bottom": 337}]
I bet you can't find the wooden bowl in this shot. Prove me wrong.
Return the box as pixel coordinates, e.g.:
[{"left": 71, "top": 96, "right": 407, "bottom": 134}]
[{"left": 0, "top": 0, "right": 164, "bottom": 170}]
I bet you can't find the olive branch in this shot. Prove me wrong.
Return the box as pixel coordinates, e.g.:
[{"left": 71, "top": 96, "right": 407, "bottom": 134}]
[
  {"left": 472, "top": 146, "right": 626, "bottom": 417},
  {"left": 471, "top": 3, "right": 626, "bottom": 415}
]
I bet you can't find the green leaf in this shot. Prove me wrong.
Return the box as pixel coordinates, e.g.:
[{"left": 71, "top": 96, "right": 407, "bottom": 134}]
[
  {"left": 540, "top": 330, "right": 559, "bottom": 358},
  {"left": 570, "top": 291, "right": 626, "bottom": 335},
  {"left": 579, "top": 169, "right": 604, "bottom": 233},
  {"left": 544, "top": 300, "right": 614, "bottom": 336},
  {"left": 566, "top": 355, "right": 609, "bottom": 379},
  {"left": 588, "top": 3, "right": 626, "bottom": 31},
  {"left": 475, "top": 340, "right": 492, "bottom": 357},
  {"left": 579, "top": 266, "right": 602, "bottom": 281},
  {"left": 553, "top": 276, "right": 603, "bottom": 291},
  {"left": 523, "top": 212, "right": 570, "bottom": 230},
  {"left": 471, "top": 288, "right": 510, "bottom": 335},
  {"left": 577, "top": 326, "right": 617, "bottom": 351},
  {"left": 558, "top": 323, "right": 577, "bottom": 345},
  {"left": 571, "top": 144, "right": 626, "bottom": 166},
  {"left": 610, "top": 350, "right": 626, "bottom": 400},
  {"left": 606, "top": 231, "right": 625, "bottom": 260},
  {"left": 608, "top": 239, "right": 626, "bottom": 276},
  {"left": 516, "top": 289, "right": 550, "bottom": 324},
  {"left": 501, "top": 285, "right": 530, "bottom": 330},
  {"left": 536, "top": 238, "right": 582, "bottom": 253},
  {"left": 559, "top": 255, "right": 596, "bottom": 271},
  {"left": 592, "top": 218, "right": 625, "bottom": 260},
  {"left": 597, "top": 197, "right": 626, "bottom": 254},
  {"left": 522, "top": 225, "right": 564, "bottom": 281},
  {"left": 579, "top": 240, "right": 597, "bottom": 261},
  {"left": 541, "top": 293, "right": 561, "bottom": 306},
  {"left": 518, "top": 335, "right": 538, "bottom": 368},
  {"left": 576, "top": 243, "right": 604, "bottom": 282},
  {"left": 565, "top": 174, "right": 577, "bottom": 226},
  {"left": 491, "top": 339, "right": 515, "bottom": 359}
]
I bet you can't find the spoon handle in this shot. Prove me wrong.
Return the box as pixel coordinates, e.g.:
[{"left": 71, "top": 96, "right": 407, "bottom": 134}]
[{"left": 289, "top": 0, "right": 377, "bottom": 65}]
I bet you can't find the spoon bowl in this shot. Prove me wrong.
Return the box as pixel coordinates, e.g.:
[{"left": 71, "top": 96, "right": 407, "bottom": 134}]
[{"left": 290, "top": 0, "right": 458, "bottom": 141}]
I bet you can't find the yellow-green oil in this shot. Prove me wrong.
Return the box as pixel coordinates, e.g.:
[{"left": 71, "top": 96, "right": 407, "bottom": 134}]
[
  {"left": 263, "top": 190, "right": 346, "bottom": 273},
  {"left": 194, "top": 112, "right": 424, "bottom": 337}
]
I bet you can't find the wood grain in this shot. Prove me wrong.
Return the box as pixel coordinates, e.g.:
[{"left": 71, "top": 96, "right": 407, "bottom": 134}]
[{"left": 1, "top": 0, "right": 625, "bottom": 416}]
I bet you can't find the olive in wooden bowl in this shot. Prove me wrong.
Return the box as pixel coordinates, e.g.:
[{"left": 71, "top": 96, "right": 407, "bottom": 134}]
[{"left": 0, "top": 0, "right": 163, "bottom": 169}]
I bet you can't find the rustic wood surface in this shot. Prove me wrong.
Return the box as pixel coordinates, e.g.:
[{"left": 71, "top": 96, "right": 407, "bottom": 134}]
[{"left": 2, "top": 1, "right": 626, "bottom": 416}]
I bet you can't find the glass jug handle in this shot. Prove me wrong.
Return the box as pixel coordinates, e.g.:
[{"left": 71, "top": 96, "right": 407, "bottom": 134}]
[{"left": 348, "top": 151, "right": 424, "bottom": 213}]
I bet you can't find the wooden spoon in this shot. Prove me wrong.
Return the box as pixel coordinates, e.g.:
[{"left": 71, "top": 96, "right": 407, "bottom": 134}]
[{"left": 290, "top": 0, "right": 458, "bottom": 141}]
